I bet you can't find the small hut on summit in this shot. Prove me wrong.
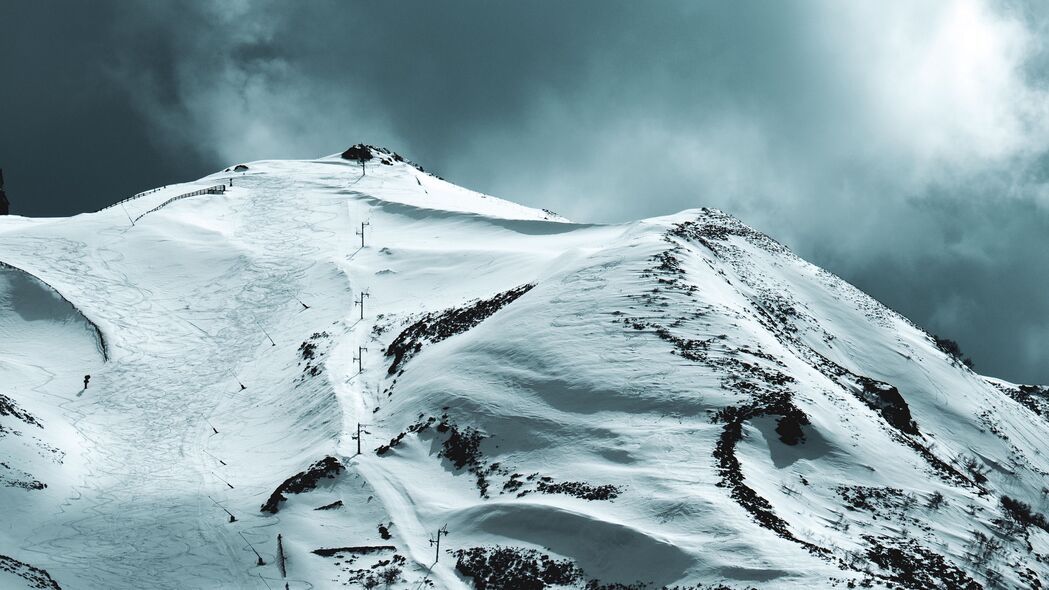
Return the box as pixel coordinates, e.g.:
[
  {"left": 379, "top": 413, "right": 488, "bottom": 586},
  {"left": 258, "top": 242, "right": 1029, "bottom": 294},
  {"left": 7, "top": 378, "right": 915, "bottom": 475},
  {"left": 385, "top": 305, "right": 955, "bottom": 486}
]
[
  {"left": 341, "top": 144, "right": 374, "bottom": 176},
  {"left": 340, "top": 145, "right": 374, "bottom": 162},
  {"left": 0, "top": 169, "right": 9, "bottom": 216}
]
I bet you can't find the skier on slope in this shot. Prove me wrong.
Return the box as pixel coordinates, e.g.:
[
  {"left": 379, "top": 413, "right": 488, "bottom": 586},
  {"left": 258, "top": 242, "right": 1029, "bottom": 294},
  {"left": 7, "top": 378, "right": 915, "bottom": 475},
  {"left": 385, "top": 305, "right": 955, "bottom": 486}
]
[{"left": 83, "top": 375, "right": 90, "bottom": 390}]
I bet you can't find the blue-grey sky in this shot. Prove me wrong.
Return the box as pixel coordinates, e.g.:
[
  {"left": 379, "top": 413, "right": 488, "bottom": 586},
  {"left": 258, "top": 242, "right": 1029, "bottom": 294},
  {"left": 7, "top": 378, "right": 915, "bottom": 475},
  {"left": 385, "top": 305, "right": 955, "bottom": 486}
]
[{"left": 2, "top": 1, "right": 1048, "bottom": 384}]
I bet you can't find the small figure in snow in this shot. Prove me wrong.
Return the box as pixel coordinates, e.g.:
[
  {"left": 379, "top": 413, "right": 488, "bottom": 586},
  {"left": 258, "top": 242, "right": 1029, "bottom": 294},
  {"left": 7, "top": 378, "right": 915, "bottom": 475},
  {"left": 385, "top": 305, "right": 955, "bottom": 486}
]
[{"left": 83, "top": 375, "right": 91, "bottom": 390}]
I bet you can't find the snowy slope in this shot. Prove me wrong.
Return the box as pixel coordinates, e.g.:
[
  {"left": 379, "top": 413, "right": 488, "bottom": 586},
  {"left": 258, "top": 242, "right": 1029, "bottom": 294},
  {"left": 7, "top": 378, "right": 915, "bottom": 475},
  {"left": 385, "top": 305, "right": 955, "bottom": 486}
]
[{"left": 0, "top": 146, "right": 1047, "bottom": 590}]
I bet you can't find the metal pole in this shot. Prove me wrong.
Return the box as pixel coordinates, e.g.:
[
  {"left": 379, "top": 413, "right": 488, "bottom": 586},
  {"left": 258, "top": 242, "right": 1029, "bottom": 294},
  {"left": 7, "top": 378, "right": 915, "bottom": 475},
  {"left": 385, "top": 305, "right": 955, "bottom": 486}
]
[
  {"left": 355, "top": 291, "right": 370, "bottom": 320},
  {"left": 430, "top": 525, "right": 447, "bottom": 564},
  {"left": 239, "top": 532, "right": 265, "bottom": 566},
  {"left": 353, "top": 347, "right": 367, "bottom": 373},
  {"left": 257, "top": 320, "right": 276, "bottom": 346},
  {"left": 203, "top": 449, "right": 226, "bottom": 465},
  {"left": 212, "top": 472, "right": 235, "bottom": 489},
  {"left": 227, "top": 370, "right": 246, "bottom": 391},
  {"left": 120, "top": 203, "right": 135, "bottom": 227},
  {"left": 355, "top": 222, "right": 369, "bottom": 248},
  {"left": 207, "top": 495, "right": 236, "bottom": 522}
]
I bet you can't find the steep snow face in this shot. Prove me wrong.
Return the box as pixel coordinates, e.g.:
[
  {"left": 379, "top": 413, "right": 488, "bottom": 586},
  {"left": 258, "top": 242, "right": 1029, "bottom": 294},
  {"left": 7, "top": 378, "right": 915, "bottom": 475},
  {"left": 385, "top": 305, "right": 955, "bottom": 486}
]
[{"left": 0, "top": 147, "right": 1046, "bottom": 590}]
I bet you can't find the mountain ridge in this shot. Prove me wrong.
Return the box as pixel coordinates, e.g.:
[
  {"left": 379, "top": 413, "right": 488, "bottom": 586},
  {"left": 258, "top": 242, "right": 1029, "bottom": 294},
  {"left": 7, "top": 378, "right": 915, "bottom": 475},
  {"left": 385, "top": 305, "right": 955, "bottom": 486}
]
[{"left": 0, "top": 147, "right": 1046, "bottom": 589}]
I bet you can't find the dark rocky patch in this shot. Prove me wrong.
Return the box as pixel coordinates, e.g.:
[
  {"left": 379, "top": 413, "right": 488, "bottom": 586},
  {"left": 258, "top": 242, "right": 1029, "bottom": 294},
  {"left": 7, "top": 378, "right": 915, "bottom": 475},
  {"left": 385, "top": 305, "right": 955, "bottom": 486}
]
[
  {"left": 669, "top": 210, "right": 788, "bottom": 258},
  {"left": 837, "top": 486, "right": 918, "bottom": 521},
  {"left": 0, "top": 554, "right": 62, "bottom": 589},
  {"left": 807, "top": 353, "right": 974, "bottom": 489},
  {"left": 297, "top": 331, "right": 330, "bottom": 378},
  {"left": 313, "top": 546, "right": 404, "bottom": 588},
  {"left": 933, "top": 336, "right": 974, "bottom": 369},
  {"left": 454, "top": 546, "right": 583, "bottom": 590},
  {"left": 862, "top": 536, "right": 981, "bottom": 590},
  {"left": 999, "top": 495, "right": 1049, "bottom": 534},
  {"left": 0, "top": 169, "right": 8, "bottom": 216},
  {"left": 712, "top": 404, "right": 823, "bottom": 554},
  {"left": 385, "top": 284, "right": 534, "bottom": 375},
  {"left": 315, "top": 500, "right": 343, "bottom": 511},
  {"left": 439, "top": 421, "right": 484, "bottom": 470},
  {"left": 436, "top": 420, "right": 491, "bottom": 497},
  {"left": 502, "top": 473, "right": 526, "bottom": 494},
  {"left": 1019, "top": 567, "right": 1043, "bottom": 589},
  {"left": 655, "top": 218, "right": 977, "bottom": 495},
  {"left": 639, "top": 247, "right": 699, "bottom": 298},
  {"left": 455, "top": 546, "right": 743, "bottom": 590},
  {"left": 537, "top": 478, "right": 616, "bottom": 495},
  {"left": 855, "top": 377, "right": 920, "bottom": 436},
  {"left": 625, "top": 243, "right": 823, "bottom": 554},
  {"left": 0, "top": 394, "right": 42, "bottom": 428},
  {"left": 261, "top": 456, "right": 344, "bottom": 513},
  {"left": 0, "top": 462, "right": 46, "bottom": 490},
  {"left": 502, "top": 472, "right": 620, "bottom": 502},
  {"left": 998, "top": 383, "right": 1049, "bottom": 417},
  {"left": 340, "top": 144, "right": 430, "bottom": 173},
  {"left": 312, "top": 545, "right": 396, "bottom": 557},
  {"left": 340, "top": 144, "right": 375, "bottom": 162},
  {"left": 375, "top": 416, "right": 435, "bottom": 456},
  {"left": 376, "top": 414, "right": 504, "bottom": 497},
  {"left": 906, "top": 441, "right": 976, "bottom": 490},
  {"left": 535, "top": 480, "right": 621, "bottom": 501}
]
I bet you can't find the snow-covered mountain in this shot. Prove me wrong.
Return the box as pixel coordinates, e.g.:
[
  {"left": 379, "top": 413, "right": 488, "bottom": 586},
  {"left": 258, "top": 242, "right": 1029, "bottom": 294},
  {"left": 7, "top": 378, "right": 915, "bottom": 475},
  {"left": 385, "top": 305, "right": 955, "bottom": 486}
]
[{"left": 1, "top": 146, "right": 1047, "bottom": 590}]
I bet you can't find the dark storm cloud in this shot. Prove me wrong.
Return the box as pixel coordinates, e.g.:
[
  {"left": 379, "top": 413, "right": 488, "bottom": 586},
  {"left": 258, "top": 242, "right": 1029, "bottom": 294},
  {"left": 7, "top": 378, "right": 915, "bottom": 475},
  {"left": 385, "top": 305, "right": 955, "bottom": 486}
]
[
  {"left": 3, "top": 1, "right": 1048, "bottom": 383},
  {"left": 0, "top": 2, "right": 214, "bottom": 216}
]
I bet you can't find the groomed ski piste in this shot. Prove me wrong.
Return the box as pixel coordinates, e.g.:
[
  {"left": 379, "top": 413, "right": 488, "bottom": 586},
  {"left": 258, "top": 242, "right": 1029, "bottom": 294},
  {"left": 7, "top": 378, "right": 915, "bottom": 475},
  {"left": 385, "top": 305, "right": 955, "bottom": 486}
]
[{"left": 1, "top": 145, "right": 1048, "bottom": 589}]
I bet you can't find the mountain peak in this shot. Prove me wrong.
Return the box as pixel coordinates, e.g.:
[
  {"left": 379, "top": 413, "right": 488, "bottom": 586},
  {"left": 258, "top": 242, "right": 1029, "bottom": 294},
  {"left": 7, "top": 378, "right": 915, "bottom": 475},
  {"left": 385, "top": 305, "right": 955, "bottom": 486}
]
[
  {"left": 340, "top": 143, "right": 429, "bottom": 174},
  {"left": 0, "top": 156, "right": 1046, "bottom": 589}
]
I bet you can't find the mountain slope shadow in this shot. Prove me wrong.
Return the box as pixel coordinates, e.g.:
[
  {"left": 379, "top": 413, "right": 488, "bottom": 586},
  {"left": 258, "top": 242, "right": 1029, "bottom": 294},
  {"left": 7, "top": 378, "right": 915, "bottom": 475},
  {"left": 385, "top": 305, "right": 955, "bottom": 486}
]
[
  {"left": 750, "top": 415, "right": 834, "bottom": 468},
  {"left": 454, "top": 503, "right": 694, "bottom": 586}
]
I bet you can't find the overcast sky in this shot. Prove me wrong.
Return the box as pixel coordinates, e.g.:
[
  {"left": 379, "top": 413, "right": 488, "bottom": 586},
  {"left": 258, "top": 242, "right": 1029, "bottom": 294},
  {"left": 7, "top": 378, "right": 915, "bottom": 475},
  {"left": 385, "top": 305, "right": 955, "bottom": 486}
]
[{"left": 2, "top": 1, "right": 1048, "bottom": 384}]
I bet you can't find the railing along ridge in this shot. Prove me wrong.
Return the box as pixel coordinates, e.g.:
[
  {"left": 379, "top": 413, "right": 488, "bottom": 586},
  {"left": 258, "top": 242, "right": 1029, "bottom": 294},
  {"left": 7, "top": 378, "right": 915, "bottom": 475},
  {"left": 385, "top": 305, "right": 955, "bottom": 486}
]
[
  {"left": 131, "top": 185, "right": 227, "bottom": 223},
  {"left": 95, "top": 186, "right": 168, "bottom": 213}
]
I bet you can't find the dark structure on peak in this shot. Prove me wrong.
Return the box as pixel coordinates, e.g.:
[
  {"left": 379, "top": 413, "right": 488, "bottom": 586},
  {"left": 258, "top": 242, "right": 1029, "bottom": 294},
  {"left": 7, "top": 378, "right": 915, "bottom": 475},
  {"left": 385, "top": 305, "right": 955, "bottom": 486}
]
[
  {"left": 0, "top": 169, "right": 9, "bottom": 215},
  {"left": 340, "top": 144, "right": 375, "bottom": 161},
  {"left": 340, "top": 144, "right": 432, "bottom": 175}
]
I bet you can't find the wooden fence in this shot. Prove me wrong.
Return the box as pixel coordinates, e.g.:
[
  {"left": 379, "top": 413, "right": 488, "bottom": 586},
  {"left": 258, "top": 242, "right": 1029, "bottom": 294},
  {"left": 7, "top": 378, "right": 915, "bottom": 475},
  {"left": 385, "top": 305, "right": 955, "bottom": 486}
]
[
  {"left": 95, "top": 186, "right": 167, "bottom": 213},
  {"left": 131, "top": 185, "right": 227, "bottom": 223}
]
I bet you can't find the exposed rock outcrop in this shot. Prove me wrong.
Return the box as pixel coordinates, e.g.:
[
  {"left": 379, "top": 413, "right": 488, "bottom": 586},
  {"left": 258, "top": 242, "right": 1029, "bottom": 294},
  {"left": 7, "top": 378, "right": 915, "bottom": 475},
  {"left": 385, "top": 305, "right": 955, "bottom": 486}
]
[{"left": 0, "top": 169, "right": 9, "bottom": 215}]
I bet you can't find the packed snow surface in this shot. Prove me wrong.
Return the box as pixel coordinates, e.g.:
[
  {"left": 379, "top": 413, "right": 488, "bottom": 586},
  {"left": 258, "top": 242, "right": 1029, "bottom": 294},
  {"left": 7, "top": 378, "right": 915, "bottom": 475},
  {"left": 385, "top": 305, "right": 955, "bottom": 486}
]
[{"left": 0, "top": 148, "right": 1047, "bottom": 589}]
